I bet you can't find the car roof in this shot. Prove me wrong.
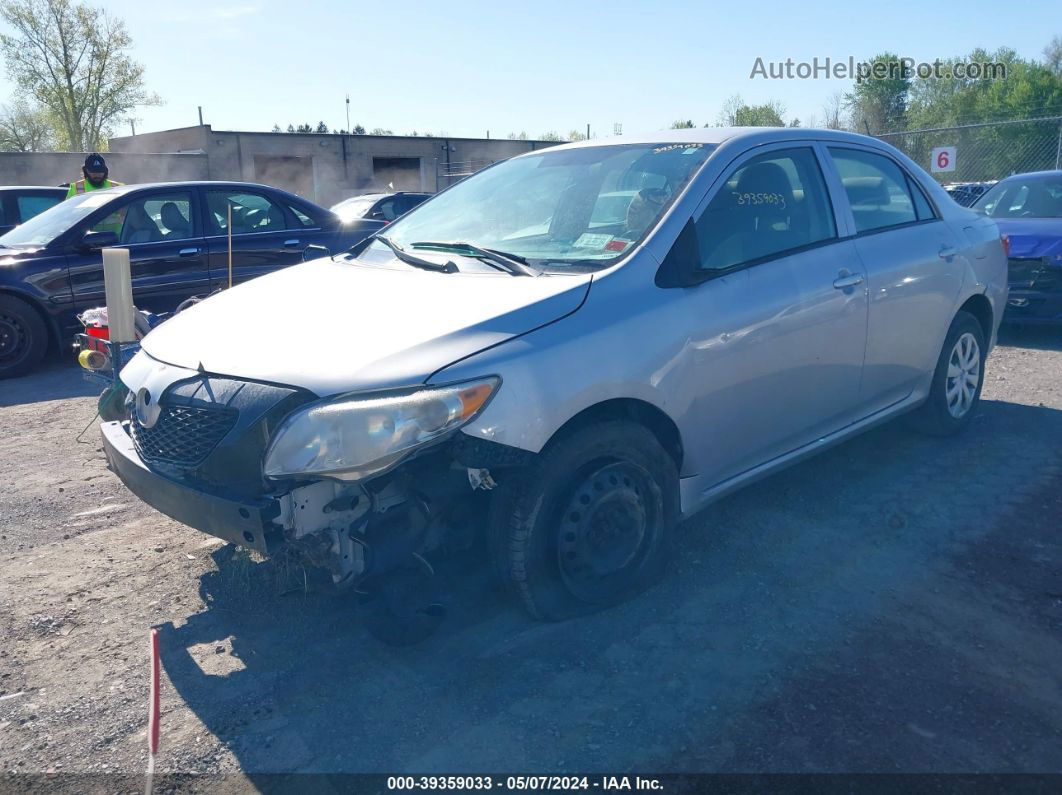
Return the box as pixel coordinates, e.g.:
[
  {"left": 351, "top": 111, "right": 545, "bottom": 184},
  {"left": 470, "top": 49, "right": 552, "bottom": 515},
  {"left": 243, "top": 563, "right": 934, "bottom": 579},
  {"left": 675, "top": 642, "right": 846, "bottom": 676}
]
[
  {"left": 542, "top": 126, "right": 884, "bottom": 152},
  {"left": 996, "top": 170, "right": 1062, "bottom": 182},
  {"left": 0, "top": 185, "right": 67, "bottom": 192}
]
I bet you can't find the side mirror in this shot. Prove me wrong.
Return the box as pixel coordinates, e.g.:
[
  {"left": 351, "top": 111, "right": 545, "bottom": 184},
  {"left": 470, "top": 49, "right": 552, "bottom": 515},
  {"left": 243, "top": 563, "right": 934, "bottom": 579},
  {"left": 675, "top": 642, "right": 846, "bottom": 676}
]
[
  {"left": 302, "top": 243, "right": 330, "bottom": 262},
  {"left": 80, "top": 230, "right": 119, "bottom": 251}
]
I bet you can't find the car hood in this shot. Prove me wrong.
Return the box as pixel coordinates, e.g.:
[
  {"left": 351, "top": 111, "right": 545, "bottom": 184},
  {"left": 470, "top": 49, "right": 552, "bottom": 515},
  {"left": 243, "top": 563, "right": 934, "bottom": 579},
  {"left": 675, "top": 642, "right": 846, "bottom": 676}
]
[
  {"left": 140, "top": 257, "right": 592, "bottom": 396},
  {"left": 994, "top": 218, "right": 1062, "bottom": 259}
]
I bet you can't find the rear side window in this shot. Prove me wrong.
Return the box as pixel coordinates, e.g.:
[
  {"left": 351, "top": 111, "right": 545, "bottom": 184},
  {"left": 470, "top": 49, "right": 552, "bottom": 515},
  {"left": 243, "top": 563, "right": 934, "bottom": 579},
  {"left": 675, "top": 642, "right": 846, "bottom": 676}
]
[
  {"left": 17, "top": 194, "right": 61, "bottom": 222},
  {"left": 696, "top": 147, "right": 837, "bottom": 271},
  {"left": 287, "top": 204, "right": 317, "bottom": 228},
  {"left": 206, "top": 191, "right": 288, "bottom": 235},
  {"left": 829, "top": 148, "right": 923, "bottom": 233}
]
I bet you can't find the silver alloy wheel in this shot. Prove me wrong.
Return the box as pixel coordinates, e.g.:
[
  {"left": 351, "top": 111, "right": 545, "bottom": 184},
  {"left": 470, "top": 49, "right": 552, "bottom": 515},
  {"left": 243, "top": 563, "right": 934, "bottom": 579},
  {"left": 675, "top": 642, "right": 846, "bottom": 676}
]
[{"left": 945, "top": 331, "right": 981, "bottom": 419}]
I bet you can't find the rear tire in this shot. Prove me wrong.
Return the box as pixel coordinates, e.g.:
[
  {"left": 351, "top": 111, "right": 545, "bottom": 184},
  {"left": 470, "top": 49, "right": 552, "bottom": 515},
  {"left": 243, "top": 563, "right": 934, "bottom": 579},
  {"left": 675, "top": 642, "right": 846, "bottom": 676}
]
[
  {"left": 490, "top": 420, "right": 678, "bottom": 621},
  {"left": 909, "top": 310, "right": 986, "bottom": 436},
  {"left": 0, "top": 295, "right": 47, "bottom": 379}
]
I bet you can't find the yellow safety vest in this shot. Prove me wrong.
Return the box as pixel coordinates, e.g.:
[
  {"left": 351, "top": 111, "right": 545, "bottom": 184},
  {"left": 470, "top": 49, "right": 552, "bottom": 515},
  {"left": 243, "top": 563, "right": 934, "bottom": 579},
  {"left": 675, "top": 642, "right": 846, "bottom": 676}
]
[{"left": 66, "top": 178, "right": 122, "bottom": 199}]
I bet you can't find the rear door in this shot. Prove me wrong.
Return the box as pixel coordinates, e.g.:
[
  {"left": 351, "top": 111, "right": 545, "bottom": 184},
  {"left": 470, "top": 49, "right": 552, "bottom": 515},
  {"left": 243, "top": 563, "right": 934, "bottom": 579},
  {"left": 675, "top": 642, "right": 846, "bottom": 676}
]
[
  {"left": 67, "top": 188, "right": 210, "bottom": 315},
  {"left": 201, "top": 188, "right": 336, "bottom": 290},
  {"left": 824, "top": 146, "right": 963, "bottom": 411}
]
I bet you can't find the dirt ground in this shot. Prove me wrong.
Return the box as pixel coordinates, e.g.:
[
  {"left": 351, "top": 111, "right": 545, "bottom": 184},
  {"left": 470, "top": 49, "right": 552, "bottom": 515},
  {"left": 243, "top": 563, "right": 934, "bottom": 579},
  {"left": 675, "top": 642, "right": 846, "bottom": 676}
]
[{"left": 0, "top": 327, "right": 1060, "bottom": 784}]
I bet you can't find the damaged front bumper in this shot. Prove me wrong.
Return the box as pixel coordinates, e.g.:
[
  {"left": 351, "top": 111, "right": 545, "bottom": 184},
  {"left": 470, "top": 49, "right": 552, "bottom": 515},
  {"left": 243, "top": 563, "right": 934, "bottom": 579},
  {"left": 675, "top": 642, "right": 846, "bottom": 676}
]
[{"left": 101, "top": 420, "right": 285, "bottom": 555}]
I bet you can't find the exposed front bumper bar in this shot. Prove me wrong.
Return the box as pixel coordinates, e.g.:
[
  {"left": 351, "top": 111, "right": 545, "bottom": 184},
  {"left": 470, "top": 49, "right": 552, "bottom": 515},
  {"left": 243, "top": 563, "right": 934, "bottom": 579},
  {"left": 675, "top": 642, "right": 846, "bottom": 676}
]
[{"left": 100, "top": 420, "right": 283, "bottom": 555}]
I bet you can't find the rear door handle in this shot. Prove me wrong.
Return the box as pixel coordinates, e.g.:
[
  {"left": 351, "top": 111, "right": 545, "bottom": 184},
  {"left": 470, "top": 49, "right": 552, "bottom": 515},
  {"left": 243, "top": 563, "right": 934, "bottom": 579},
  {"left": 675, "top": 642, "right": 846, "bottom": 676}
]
[
  {"left": 178, "top": 247, "right": 200, "bottom": 257},
  {"left": 938, "top": 245, "right": 958, "bottom": 260},
  {"left": 833, "top": 272, "right": 864, "bottom": 289},
  {"left": 283, "top": 239, "right": 301, "bottom": 247}
]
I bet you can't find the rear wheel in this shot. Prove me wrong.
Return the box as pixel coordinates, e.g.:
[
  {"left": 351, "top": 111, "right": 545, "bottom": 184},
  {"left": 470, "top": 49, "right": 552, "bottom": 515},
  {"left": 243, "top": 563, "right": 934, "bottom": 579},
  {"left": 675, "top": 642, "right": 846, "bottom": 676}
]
[
  {"left": 0, "top": 295, "right": 47, "bottom": 379},
  {"left": 909, "top": 310, "right": 986, "bottom": 436},
  {"left": 491, "top": 420, "right": 678, "bottom": 620}
]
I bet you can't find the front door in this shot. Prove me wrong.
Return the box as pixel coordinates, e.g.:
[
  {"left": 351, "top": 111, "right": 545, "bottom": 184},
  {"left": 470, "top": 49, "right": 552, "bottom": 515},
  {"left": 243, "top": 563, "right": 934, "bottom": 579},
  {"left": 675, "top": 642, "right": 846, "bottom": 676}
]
[
  {"left": 677, "top": 144, "right": 869, "bottom": 487},
  {"left": 67, "top": 189, "right": 209, "bottom": 315}
]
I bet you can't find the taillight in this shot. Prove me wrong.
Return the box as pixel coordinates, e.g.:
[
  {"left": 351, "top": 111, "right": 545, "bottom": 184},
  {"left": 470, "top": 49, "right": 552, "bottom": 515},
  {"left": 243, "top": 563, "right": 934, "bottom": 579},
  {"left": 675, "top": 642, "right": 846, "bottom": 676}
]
[
  {"left": 1000, "top": 234, "right": 1010, "bottom": 257},
  {"left": 87, "top": 326, "right": 109, "bottom": 340}
]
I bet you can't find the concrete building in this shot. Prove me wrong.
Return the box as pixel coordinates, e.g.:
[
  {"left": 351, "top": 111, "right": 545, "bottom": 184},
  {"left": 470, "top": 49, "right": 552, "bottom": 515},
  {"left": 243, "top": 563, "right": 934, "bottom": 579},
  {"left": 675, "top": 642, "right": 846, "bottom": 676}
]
[{"left": 105, "top": 125, "right": 558, "bottom": 207}]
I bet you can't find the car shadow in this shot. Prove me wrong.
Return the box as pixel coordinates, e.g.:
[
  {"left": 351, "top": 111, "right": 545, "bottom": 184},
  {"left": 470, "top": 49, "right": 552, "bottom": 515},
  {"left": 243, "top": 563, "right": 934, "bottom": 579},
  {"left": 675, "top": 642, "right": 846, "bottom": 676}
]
[
  {"left": 0, "top": 358, "right": 100, "bottom": 407},
  {"left": 998, "top": 324, "right": 1062, "bottom": 351},
  {"left": 156, "top": 399, "right": 1062, "bottom": 775}
]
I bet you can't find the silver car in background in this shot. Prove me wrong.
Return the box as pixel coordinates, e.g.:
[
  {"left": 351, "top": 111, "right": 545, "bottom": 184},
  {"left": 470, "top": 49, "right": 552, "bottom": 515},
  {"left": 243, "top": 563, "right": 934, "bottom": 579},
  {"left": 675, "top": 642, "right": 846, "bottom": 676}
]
[{"left": 102, "top": 128, "right": 1007, "bottom": 630}]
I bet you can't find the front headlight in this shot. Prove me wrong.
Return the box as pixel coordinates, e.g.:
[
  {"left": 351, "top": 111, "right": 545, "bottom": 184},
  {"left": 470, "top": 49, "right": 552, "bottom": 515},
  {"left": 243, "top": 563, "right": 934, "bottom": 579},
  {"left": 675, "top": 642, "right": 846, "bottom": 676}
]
[{"left": 263, "top": 377, "right": 499, "bottom": 480}]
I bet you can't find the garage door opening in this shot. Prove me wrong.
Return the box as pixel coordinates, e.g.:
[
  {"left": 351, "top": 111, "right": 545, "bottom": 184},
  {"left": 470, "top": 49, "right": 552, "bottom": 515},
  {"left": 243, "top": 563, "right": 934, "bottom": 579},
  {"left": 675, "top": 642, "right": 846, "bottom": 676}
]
[{"left": 373, "top": 157, "right": 421, "bottom": 191}]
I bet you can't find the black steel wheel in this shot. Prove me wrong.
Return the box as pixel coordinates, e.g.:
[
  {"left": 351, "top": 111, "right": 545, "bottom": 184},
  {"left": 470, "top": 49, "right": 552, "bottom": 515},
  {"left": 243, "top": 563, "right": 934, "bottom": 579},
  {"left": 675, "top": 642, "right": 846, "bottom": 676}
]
[{"left": 0, "top": 295, "right": 47, "bottom": 379}]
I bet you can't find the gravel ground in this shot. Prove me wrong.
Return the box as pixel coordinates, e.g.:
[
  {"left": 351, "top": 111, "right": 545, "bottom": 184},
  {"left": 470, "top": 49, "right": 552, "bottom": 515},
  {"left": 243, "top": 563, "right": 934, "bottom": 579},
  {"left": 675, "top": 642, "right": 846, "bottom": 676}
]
[{"left": 0, "top": 327, "right": 1060, "bottom": 783}]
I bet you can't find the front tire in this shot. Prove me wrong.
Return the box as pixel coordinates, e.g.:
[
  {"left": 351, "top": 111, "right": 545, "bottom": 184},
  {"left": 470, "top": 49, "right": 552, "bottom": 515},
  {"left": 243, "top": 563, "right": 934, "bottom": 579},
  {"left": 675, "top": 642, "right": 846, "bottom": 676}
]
[
  {"left": 491, "top": 420, "right": 678, "bottom": 621},
  {"left": 0, "top": 295, "right": 47, "bottom": 379},
  {"left": 909, "top": 310, "right": 986, "bottom": 436}
]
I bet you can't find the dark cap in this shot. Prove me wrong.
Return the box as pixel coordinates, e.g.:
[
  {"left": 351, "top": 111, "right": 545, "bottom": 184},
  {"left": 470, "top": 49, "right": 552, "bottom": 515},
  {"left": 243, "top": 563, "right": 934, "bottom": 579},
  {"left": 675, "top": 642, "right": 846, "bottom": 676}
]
[{"left": 84, "top": 153, "right": 107, "bottom": 171}]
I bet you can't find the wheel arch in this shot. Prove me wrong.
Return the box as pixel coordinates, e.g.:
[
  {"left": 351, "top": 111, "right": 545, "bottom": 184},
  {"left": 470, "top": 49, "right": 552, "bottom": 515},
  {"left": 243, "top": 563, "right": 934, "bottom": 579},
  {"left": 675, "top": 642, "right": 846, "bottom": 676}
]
[
  {"left": 544, "top": 397, "right": 684, "bottom": 471},
  {"left": 958, "top": 292, "right": 993, "bottom": 343}
]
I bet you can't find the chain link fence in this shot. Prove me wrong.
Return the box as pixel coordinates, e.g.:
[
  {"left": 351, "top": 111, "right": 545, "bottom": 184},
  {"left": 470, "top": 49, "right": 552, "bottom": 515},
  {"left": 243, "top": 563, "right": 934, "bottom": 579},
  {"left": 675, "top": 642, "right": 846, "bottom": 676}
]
[{"left": 877, "top": 116, "right": 1062, "bottom": 184}]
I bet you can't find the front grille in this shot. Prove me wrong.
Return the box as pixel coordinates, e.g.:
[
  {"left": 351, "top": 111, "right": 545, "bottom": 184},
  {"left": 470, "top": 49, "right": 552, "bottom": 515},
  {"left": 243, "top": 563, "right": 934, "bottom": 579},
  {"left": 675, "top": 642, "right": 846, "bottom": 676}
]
[{"left": 131, "top": 405, "right": 238, "bottom": 468}]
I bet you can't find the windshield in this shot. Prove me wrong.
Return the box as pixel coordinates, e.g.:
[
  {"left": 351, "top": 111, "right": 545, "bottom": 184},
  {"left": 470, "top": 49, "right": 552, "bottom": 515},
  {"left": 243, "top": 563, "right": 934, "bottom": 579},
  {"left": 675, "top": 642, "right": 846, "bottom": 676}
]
[
  {"left": 974, "top": 174, "right": 1062, "bottom": 219},
  {"left": 0, "top": 190, "right": 118, "bottom": 247},
  {"left": 378, "top": 142, "right": 714, "bottom": 269},
  {"left": 333, "top": 196, "right": 381, "bottom": 221}
]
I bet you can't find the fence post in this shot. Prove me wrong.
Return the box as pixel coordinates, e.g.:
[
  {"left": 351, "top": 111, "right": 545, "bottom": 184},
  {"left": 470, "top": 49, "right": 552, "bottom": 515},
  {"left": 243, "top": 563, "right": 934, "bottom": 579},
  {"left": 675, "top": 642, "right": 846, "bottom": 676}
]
[{"left": 1055, "top": 120, "right": 1062, "bottom": 170}]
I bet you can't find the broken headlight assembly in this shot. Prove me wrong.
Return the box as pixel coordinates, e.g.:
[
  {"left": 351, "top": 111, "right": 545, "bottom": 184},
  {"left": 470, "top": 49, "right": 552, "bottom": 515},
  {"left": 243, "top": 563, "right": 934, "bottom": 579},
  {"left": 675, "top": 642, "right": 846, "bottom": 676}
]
[{"left": 262, "top": 377, "right": 500, "bottom": 480}]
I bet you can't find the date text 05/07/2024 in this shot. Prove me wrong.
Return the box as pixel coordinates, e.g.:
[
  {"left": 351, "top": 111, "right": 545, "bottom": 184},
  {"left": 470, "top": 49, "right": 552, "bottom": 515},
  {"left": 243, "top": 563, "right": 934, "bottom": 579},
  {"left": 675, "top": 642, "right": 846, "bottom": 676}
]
[{"left": 386, "top": 776, "right": 665, "bottom": 791}]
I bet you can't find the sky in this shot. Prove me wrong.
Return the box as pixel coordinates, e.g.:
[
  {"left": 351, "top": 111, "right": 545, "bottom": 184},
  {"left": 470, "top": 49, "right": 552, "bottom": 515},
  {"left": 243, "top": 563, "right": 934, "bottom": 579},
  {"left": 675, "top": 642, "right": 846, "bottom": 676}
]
[{"left": 0, "top": 0, "right": 1057, "bottom": 140}]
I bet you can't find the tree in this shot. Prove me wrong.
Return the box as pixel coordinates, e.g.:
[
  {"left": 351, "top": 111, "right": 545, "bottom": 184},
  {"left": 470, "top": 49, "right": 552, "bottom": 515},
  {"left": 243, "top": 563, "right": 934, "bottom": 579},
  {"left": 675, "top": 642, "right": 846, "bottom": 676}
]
[
  {"left": 315, "top": 121, "right": 329, "bottom": 134},
  {"left": 538, "top": 131, "right": 563, "bottom": 141},
  {"left": 1044, "top": 35, "right": 1062, "bottom": 76},
  {"left": 352, "top": 124, "right": 365, "bottom": 135},
  {"left": 670, "top": 119, "right": 695, "bottom": 128},
  {"left": 0, "top": 99, "right": 55, "bottom": 150},
  {"left": 567, "top": 129, "right": 587, "bottom": 141},
  {"left": 845, "top": 51, "right": 910, "bottom": 133},
  {"left": 286, "top": 124, "right": 295, "bottom": 133},
  {"left": 369, "top": 127, "right": 393, "bottom": 135},
  {"left": 716, "top": 95, "right": 786, "bottom": 126},
  {"left": 0, "top": 0, "right": 160, "bottom": 150},
  {"left": 820, "top": 91, "right": 846, "bottom": 129},
  {"left": 507, "top": 131, "right": 528, "bottom": 139},
  {"left": 271, "top": 124, "right": 281, "bottom": 133}
]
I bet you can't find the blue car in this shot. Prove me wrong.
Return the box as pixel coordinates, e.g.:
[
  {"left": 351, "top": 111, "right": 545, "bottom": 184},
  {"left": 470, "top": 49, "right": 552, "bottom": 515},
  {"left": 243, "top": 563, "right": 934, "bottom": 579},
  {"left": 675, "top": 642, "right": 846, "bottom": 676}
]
[{"left": 973, "top": 170, "right": 1062, "bottom": 325}]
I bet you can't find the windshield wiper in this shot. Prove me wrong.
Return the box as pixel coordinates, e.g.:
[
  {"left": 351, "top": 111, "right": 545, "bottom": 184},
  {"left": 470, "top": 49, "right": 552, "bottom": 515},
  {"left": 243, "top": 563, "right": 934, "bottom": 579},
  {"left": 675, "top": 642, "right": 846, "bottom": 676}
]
[
  {"left": 375, "top": 235, "right": 458, "bottom": 273},
  {"left": 411, "top": 241, "right": 540, "bottom": 277}
]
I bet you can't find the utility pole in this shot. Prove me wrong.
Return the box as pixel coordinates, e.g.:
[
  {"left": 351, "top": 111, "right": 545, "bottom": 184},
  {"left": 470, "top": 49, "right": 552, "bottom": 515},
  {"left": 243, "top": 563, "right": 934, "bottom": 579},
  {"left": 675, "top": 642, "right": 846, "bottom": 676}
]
[
  {"left": 587, "top": 123, "right": 591, "bottom": 140},
  {"left": 345, "top": 94, "right": 350, "bottom": 133},
  {"left": 129, "top": 120, "right": 136, "bottom": 136},
  {"left": 198, "top": 106, "right": 204, "bottom": 126}
]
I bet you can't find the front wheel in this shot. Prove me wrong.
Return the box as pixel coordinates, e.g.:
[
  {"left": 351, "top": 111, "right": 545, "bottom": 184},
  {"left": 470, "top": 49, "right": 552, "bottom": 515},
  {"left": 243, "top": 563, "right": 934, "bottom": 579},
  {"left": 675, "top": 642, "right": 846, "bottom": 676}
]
[
  {"left": 491, "top": 420, "right": 678, "bottom": 621},
  {"left": 909, "top": 310, "right": 987, "bottom": 436},
  {"left": 0, "top": 295, "right": 47, "bottom": 379}
]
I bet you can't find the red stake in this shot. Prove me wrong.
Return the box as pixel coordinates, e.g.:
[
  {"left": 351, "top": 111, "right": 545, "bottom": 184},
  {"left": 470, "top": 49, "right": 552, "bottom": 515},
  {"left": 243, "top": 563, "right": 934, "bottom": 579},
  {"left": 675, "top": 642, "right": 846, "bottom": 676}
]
[{"left": 146, "top": 628, "right": 160, "bottom": 792}]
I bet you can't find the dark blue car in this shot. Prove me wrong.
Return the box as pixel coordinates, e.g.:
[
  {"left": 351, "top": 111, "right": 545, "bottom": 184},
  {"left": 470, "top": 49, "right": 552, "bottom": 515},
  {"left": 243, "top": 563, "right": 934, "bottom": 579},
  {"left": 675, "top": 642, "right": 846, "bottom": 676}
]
[
  {"left": 0, "top": 181, "right": 382, "bottom": 378},
  {"left": 973, "top": 170, "right": 1062, "bottom": 325}
]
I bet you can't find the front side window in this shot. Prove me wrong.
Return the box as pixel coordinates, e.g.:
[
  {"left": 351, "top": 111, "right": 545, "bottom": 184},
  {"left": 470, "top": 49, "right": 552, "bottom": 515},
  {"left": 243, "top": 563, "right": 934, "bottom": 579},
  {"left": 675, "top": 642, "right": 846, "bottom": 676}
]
[
  {"left": 696, "top": 147, "right": 837, "bottom": 271},
  {"left": 206, "top": 191, "right": 288, "bottom": 235},
  {"left": 830, "top": 148, "right": 920, "bottom": 232},
  {"left": 92, "top": 192, "right": 195, "bottom": 244},
  {"left": 975, "top": 175, "right": 1062, "bottom": 219},
  {"left": 380, "top": 142, "right": 714, "bottom": 269}
]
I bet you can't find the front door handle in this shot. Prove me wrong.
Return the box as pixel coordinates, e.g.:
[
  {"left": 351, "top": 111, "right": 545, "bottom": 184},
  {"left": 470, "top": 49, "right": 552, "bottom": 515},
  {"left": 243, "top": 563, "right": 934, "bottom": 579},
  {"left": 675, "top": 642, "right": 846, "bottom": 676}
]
[
  {"left": 178, "top": 247, "right": 200, "bottom": 257},
  {"left": 283, "top": 239, "right": 301, "bottom": 247},
  {"left": 939, "top": 245, "right": 958, "bottom": 260},
  {"left": 833, "top": 271, "right": 864, "bottom": 289}
]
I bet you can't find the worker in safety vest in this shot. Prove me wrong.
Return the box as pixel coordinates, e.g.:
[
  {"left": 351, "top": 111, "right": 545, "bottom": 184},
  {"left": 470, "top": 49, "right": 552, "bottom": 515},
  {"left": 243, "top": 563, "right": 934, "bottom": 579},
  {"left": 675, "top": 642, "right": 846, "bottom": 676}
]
[{"left": 66, "top": 153, "right": 122, "bottom": 198}]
